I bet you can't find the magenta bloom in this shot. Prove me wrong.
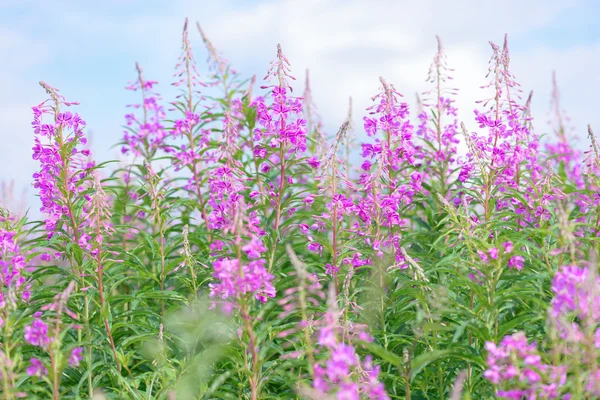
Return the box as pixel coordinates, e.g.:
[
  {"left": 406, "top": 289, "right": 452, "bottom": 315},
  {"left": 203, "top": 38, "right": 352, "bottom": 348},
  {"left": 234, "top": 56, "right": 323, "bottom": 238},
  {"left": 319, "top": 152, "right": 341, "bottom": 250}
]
[
  {"left": 0, "top": 230, "right": 29, "bottom": 306},
  {"left": 24, "top": 316, "right": 50, "bottom": 348},
  {"left": 503, "top": 241, "right": 514, "bottom": 253},
  {"left": 489, "top": 248, "right": 499, "bottom": 259},
  {"left": 313, "top": 304, "right": 389, "bottom": 399},
  {"left": 31, "top": 85, "right": 95, "bottom": 239},
  {"left": 550, "top": 265, "right": 600, "bottom": 344},
  {"left": 26, "top": 358, "right": 47, "bottom": 378},
  {"left": 484, "top": 332, "right": 567, "bottom": 398},
  {"left": 337, "top": 382, "right": 360, "bottom": 400},
  {"left": 69, "top": 347, "right": 84, "bottom": 367},
  {"left": 324, "top": 263, "right": 338, "bottom": 276},
  {"left": 209, "top": 257, "right": 275, "bottom": 305},
  {"left": 507, "top": 255, "right": 524, "bottom": 270},
  {"left": 254, "top": 45, "right": 307, "bottom": 154},
  {"left": 307, "top": 242, "right": 323, "bottom": 255},
  {"left": 242, "top": 236, "right": 267, "bottom": 260},
  {"left": 121, "top": 64, "right": 167, "bottom": 157}
]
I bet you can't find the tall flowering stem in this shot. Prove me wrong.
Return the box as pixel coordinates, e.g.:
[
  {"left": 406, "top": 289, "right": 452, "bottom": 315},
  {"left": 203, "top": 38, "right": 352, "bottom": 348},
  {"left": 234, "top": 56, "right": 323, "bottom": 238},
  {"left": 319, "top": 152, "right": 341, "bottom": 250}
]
[
  {"left": 23, "top": 282, "right": 83, "bottom": 400},
  {"left": 0, "top": 222, "right": 30, "bottom": 399},
  {"left": 205, "top": 111, "right": 277, "bottom": 397},
  {"left": 171, "top": 18, "right": 212, "bottom": 235},
  {"left": 81, "top": 173, "right": 121, "bottom": 372},
  {"left": 358, "top": 76, "right": 417, "bottom": 269},
  {"left": 145, "top": 166, "right": 169, "bottom": 317},
  {"left": 319, "top": 114, "right": 352, "bottom": 290},
  {"left": 122, "top": 64, "right": 166, "bottom": 161},
  {"left": 459, "top": 35, "right": 539, "bottom": 223},
  {"left": 32, "top": 82, "right": 93, "bottom": 244},
  {"left": 309, "top": 286, "right": 389, "bottom": 399},
  {"left": 418, "top": 36, "right": 459, "bottom": 196},
  {"left": 196, "top": 21, "right": 239, "bottom": 108},
  {"left": 206, "top": 113, "right": 246, "bottom": 231},
  {"left": 283, "top": 244, "right": 323, "bottom": 377},
  {"left": 544, "top": 71, "right": 583, "bottom": 189},
  {"left": 303, "top": 69, "right": 326, "bottom": 157},
  {"left": 32, "top": 82, "right": 97, "bottom": 396},
  {"left": 260, "top": 44, "right": 303, "bottom": 230},
  {"left": 209, "top": 204, "right": 274, "bottom": 399},
  {"left": 254, "top": 44, "right": 307, "bottom": 273}
]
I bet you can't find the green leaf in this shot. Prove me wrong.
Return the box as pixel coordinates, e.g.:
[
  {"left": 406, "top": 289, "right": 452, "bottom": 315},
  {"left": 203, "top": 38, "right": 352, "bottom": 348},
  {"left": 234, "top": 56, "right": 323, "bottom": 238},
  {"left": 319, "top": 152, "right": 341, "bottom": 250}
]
[{"left": 410, "top": 350, "right": 452, "bottom": 380}]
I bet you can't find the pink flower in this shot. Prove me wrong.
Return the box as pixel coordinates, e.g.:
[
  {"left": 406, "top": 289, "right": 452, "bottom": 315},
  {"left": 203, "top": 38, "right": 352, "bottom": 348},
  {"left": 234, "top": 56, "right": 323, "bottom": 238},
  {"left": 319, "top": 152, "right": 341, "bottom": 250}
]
[
  {"left": 363, "top": 117, "right": 378, "bottom": 136},
  {"left": 324, "top": 263, "right": 338, "bottom": 275},
  {"left": 477, "top": 250, "right": 489, "bottom": 263},
  {"left": 26, "top": 358, "right": 47, "bottom": 378},
  {"left": 69, "top": 347, "right": 84, "bottom": 367},
  {"left": 507, "top": 255, "right": 524, "bottom": 270},
  {"left": 307, "top": 156, "right": 320, "bottom": 168},
  {"left": 489, "top": 248, "right": 499, "bottom": 259},
  {"left": 210, "top": 256, "right": 275, "bottom": 305},
  {"left": 337, "top": 382, "right": 360, "bottom": 400},
  {"left": 242, "top": 236, "right": 267, "bottom": 259},
  {"left": 24, "top": 316, "right": 50, "bottom": 348},
  {"left": 307, "top": 242, "right": 323, "bottom": 256},
  {"left": 318, "top": 326, "right": 337, "bottom": 348}
]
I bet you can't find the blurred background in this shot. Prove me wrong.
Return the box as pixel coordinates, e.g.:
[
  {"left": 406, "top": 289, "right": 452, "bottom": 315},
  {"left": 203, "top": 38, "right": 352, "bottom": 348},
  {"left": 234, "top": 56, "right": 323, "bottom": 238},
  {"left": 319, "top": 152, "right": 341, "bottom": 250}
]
[{"left": 1, "top": 0, "right": 599, "bottom": 214}]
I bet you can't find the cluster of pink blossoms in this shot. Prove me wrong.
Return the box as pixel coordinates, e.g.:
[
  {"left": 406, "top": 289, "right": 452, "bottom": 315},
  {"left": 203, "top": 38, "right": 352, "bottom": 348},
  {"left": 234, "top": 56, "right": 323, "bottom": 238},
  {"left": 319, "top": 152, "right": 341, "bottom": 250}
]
[
  {"left": 550, "top": 265, "right": 600, "bottom": 342},
  {"left": 23, "top": 312, "right": 83, "bottom": 378},
  {"left": 254, "top": 44, "right": 307, "bottom": 159},
  {"left": 416, "top": 36, "right": 460, "bottom": 175},
  {"left": 209, "top": 226, "right": 275, "bottom": 313},
  {"left": 208, "top": 118, "right": 274, "bottom": 311},
  {"left": 254, "top": 86, "right": 307, "bottom": 155},
  {"left": 79, "top": 173, "right": 116, "bottom": 256},
  {"left": 170, "top": 111, "right": 213, "bottom": 189},
  {"left": 416, "top": 97, "right": 459, "bottom": 165},
  {"left": 361, "top": 77, "right": 416, "bottom": 181},
  {"left": 170, "top": 19, "right": 213, "bottom": 179},
  {"left": 459, "top": 37, "right": 539, "bottom": 185},
  {"left": 296, "top": 75, "right": 422, "bottom": 274},
  {"left": 31, "top": 85, "right": 94, "bottom": 239},
  {"left": 456, "top": 37, "right": 553, "bottom": 229},
  {"left": 476, "top": 241, "right": 523, "bottom": 271},
  {"left": 485, "top": 264, "right": 600, "bottom": 397},
  {"left": 209, "top": 254, "right": 274, "bottom": 303},
  {"left": 484, "top": 332, "right": 567, "bottom": 399},
  {"left": 0, "top": 229, "right": 29, "bottom": 320},
  {"left": 206, "top": 114, "right": 247, "bottom": 230},
  {"left": 355, "top": 78, "right": 420, "bottom": 268},
  {"left": 313, "top": 306, "right": 388, "bottom": 400},
  {"left": 122, "top": 64, "right": 167, "bottom": 157}
]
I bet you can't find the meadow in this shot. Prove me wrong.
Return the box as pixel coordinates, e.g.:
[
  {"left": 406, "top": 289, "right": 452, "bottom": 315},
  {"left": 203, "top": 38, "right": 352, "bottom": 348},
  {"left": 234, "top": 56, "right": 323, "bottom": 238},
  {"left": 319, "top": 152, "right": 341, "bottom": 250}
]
[{"left": 0, "top": 18, "right": 598, "bottom": 399}]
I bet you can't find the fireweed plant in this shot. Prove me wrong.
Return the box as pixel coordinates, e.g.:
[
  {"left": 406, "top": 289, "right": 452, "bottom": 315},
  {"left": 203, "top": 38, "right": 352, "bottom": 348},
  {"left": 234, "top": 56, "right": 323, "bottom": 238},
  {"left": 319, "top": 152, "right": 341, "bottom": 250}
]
[{"left": 2, "top": 20, "right": 600, "bottom": 399}]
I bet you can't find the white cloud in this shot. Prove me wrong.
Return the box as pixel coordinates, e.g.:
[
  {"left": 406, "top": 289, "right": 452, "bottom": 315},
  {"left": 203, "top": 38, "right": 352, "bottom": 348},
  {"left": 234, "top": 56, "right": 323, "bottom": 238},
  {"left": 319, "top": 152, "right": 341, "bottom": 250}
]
[
  {"left": 198, "top": 0, "right": 592, "bottom": 139},
  {"left": 511, "top": 43, "right": 600, "bottom": 140}
]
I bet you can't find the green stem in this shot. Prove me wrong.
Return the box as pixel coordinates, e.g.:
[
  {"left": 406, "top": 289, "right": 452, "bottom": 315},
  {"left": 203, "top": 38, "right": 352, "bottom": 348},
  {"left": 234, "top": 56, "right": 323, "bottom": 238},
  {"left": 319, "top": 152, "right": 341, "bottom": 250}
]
[{"left": 83, "top": 297, "right": 93, "bottom": 397}]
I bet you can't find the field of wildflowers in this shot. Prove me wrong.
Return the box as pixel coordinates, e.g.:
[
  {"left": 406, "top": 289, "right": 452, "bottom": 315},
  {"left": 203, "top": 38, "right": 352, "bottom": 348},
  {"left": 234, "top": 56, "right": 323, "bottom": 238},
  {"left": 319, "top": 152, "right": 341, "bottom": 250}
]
[{"left": 1, "top": 18, "right": 600, "bottom": 399}]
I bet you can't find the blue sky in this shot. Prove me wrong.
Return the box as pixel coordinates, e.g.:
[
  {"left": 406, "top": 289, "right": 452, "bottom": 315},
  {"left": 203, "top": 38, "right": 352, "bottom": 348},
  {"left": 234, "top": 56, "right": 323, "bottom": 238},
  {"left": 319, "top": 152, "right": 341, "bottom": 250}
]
[{"left": 1, "top": 0, "right": 599, "bottom": 214}]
